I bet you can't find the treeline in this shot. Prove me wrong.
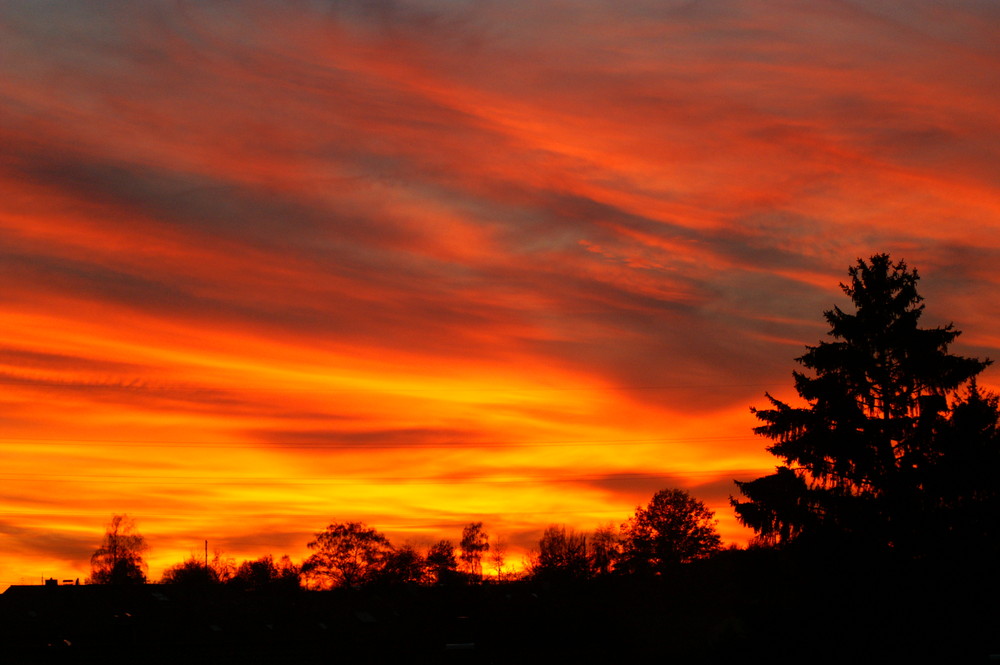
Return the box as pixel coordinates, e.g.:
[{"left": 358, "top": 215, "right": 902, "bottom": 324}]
[{"left": 87, "top": 487, "right": 724, "bottom": 589}]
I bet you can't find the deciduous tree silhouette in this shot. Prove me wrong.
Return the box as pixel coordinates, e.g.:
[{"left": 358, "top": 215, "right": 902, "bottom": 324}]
[
  {"left": 301, "top": 521, "right": 392, "bottom": 589},
  {"left": 230, "top": 554, "right": 300, "bottom": 590},
  {"left": 210, "top": 549, "right": 237, "bottom": 583},
  {"left": 161, "top": 557, "right": 219, "bottom": 585},
  {"left": 620, "top": 489, "right": 721, "bottom": 573},
  {"left": 459, "top": 522, "right": 489, "bottom": 580},
  {"left": 489, "top": 535, "right": 510, "bottom": 581},
  {"left": 376, "top": 544, "right": 427, "bottom": 585},
  {"left": 732, "top": 254, "right": 994, "bottom": 553},
  {"left": 88, "top": 514, "right": 148, "bottom": 585},
  {"left": 589, "top": 524, "right": 621, "bottom": 576},
  {"left": 426, "top": 539, "right": 459, "bottom": 585},
  {"left": 531, "top": 525, "right": 590, "bottom": 581}
]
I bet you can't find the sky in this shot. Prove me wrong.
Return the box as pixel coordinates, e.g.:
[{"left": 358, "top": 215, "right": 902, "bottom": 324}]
[{"left": 2, "top": 0, "right": 1000, "bottom": 587}]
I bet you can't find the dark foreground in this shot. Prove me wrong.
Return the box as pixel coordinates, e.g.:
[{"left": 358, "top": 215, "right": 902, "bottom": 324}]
[{"left": 3, "top": 550, "right": 998, "bottom": 665}]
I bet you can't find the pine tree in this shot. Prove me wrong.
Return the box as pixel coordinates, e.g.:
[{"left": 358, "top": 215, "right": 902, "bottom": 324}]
[{"left": 732, "top": 254, "right": 993, "bottom": 553}]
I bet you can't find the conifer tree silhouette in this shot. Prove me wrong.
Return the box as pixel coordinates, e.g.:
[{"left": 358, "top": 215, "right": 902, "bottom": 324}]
[{"left": 733, "top": 254, "right": 995, "bottom": 553}]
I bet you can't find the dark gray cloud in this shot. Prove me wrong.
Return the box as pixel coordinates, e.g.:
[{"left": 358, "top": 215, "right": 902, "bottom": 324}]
[{"left": 0, "top": 521, "right": 95, "bottom": 567}]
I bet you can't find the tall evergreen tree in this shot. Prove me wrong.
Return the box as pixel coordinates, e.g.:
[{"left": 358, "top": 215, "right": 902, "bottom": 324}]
[{"left": 732, "top": 254, "right": 994, "bottom": 553}]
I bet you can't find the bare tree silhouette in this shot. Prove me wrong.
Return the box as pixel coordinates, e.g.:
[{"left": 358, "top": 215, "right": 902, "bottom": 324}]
[
  {"left": 530, "top": 525, "right": 590, "bottom": 581},
  {"left": 459, "top": 522, "right": 489, "bottom": 581},
  {"left": 88, "top": 514, "right": 148, "bottom": 585}
]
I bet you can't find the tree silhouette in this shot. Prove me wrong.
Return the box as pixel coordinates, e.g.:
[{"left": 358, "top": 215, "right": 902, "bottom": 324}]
[
  {"left": 301, "top": 521, "right": 392, "bottom": 589},
  {"left": 376, "top": 544, "right": 427, "bottom": 585},
  {"left": 459, "top": 522, "right": 489, "bottom": 580},
  {"left": 732, "top": 254, "right": 993, "bottom": 553},
  {"left": 426, "top": 539, "right": 459, "bottom": 585},
  {"left": 589, "top": 524, "right": 621, "bottom": 576},
  {"left": 230, "top": 554, "right": 300, "bottom": 590},
  {"left": 531, "top": 525, "right": 590, "bottom": 581},
  {"left": 927, "top": 382, "right": 1000, "bottom": 552},
  {"left": 210, "top": 549, "right": 237, "bottom": 583},
  {"left": 161, "top": 557, "right": 219, "bottom": 585},
  {"left": 620, "top": 489, "right": 721, "bottom": 573},
  {"left": 88, "top": 514, "right": 148, "bottom": 585}
]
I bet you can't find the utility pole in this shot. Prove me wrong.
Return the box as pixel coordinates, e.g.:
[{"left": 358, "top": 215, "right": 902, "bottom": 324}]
[{"left": 205, "top": 540, "right": 208, "bottom": 568}]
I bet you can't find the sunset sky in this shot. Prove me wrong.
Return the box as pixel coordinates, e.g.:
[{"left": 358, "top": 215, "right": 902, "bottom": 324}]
[{"left": 2, "top": 0, "right": 1000, "bottom": 587}]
